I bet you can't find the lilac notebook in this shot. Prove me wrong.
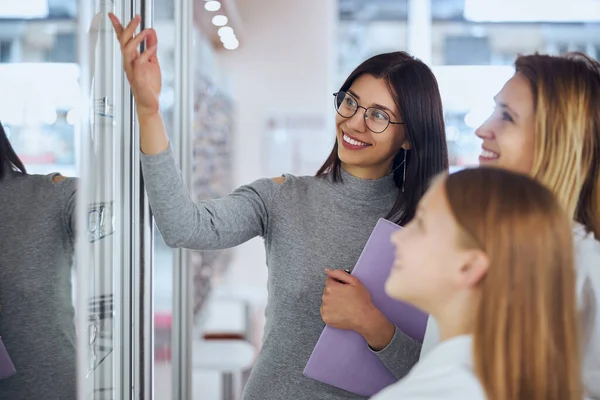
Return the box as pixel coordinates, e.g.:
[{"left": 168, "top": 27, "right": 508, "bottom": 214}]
[
  {"left": 303, "top": 218, "right": 429, "bottom": 397},
  {"left": 0, "top": 337, "right": 16, "bottom": 379}
]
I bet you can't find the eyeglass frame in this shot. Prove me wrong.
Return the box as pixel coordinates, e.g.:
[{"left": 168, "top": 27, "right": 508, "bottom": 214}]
[{"left": 333, "top": 91, "right": 405, "bottom": 133}]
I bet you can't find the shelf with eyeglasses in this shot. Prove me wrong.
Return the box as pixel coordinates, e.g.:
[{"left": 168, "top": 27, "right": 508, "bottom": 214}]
[
  {"left": 191, "top": 76, "right": 235, "bottom": 318},
  {"left": 87, "top": 294, "right": 114, "bottom": 374}
]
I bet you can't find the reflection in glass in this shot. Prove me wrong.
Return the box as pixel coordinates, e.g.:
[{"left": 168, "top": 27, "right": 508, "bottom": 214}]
[
  {"left": 88, "top": 202, "right": 116, "bottom": 242},
  {"left": 79, "top": 0, "right": 121, "bottom": 397}
]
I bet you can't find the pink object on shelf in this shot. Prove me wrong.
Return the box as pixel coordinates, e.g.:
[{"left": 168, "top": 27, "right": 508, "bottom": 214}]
[{"left": 154, "top": 312, "right": 173, "bottom": 362}]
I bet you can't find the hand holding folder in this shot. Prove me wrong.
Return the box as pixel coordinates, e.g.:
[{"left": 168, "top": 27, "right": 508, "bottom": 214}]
[
  {"left": 320, "top": 268, "right": 381, "bottom": 334},
  {"left": 304, "top": 219, "right": 429, "bottom": 397}
]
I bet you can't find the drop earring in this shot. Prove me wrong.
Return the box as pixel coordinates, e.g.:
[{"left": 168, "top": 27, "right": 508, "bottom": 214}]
[{"left": 402, "top": 150, "right": 407, "bottom": 193}]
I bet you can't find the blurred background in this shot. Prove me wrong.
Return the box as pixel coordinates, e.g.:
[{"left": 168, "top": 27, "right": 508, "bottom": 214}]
[{"left": 0, "top": 0, "right": 598, "bottom": 398}]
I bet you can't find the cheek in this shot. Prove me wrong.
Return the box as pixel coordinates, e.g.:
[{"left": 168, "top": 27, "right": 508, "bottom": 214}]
[
  {"left": 498, "top": 130, "right": 535, "bottom": 174},
  {"left": 386, "top": 236, "right": 430, "bottom": 300},
  {"left": 373, "top": 129, "right": 404, "bottom": 154},
  {"left": 335, "top": 114, "right": 345, "bottom": 129}
]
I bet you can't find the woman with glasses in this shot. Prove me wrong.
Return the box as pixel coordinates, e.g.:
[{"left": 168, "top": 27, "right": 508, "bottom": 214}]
[{"left": 110, "top": 14, "right": 448, "bottom": 399}]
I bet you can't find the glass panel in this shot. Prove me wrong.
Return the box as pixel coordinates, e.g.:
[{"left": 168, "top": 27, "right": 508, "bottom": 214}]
[
  {"left": 0, "top": 5, "right": 78, "bottom": 400},
  {"left": 154, "top": 2, "right": 176, "bottom": 397},
  {"left": 77, "top": 0, "right": 124, "bottom": 398},
  {"left": 0, "top": 19, "right": 79, "bottom": 177}
]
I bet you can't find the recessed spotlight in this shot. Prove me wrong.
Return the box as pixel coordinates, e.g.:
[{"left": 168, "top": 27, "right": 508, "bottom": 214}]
[
  {"left": 212, "top": 15, "right": 228, "bottom": 26},
  {"left": 219, "top": 33, "right": 236, "bottom": 44},
  {"left": 205, "top": 1, "right": 221, "bottom": 12},
  {"left": 223, "top": 38, "right": 239, "bottom": 50},
  {"left": 218, "top": 26, "right": 234, "bottom": 38}
]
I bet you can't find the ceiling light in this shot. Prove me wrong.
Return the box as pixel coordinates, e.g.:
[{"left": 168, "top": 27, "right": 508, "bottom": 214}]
[
  {"left": 223, "top": 38, "right": 239, "bottom": 50},
  {"left": 219, "top": 34, "right": 236, "bottom": 44},
  {"left": 212, "top": 15, "right": 228, "bottom": 26},
  {"left": 204, "top": 1, "right": 221, "bottom": 12},
  {"left": 218, "top": 26, "right": 235, "bottom": 38}
]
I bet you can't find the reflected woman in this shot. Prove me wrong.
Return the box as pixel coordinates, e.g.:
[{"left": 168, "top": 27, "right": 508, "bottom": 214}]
[{"left": 0, "top": 121, "right": 77, "bottom": 399}]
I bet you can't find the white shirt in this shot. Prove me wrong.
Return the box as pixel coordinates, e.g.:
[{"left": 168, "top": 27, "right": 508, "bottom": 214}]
[
  {"left": 371, "top": 335, "right": 485, "bottom": 400},
  {"left": 420, "top": 224, "right": 600, "bottom": 400}
]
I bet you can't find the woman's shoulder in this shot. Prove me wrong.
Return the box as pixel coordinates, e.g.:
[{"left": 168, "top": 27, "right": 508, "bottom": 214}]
[
  {"left": 573, "top": 223, "right": 600, "bottom": 283},
  {"left": 573, "top": 224, "right": 600, "bottom": 259},
  {"left": 254, "top": 173, "right": 323, "bottom": 193},
  {"left": 372, "top": 365, "right": 484, "bottom": 400},
  {"left": 31, "top": 174, "right": 78, "bottom": 209},
  {"left": 46, "top": 173, "right": 78, "bottom": 196},
  {"left": 3, "top": 172, "right": 75, "bottom": 191},
  {"left": 374, "top": 336, "right": 485, "bottom": 399},
  {"left": 238, "top": 174, "right": 325, "bottom": 209}
]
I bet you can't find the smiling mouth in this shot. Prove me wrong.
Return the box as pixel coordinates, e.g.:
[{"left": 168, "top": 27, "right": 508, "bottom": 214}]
[
  {"left": 342, "top": 132, "right": 371, "bottom": 147},
  {"left": 479, "top": 148, "right": 500, "bottom": 160}
]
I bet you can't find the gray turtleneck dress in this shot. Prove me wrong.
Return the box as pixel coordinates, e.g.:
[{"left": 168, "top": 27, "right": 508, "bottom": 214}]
[{"left": 140, "top": 145, "right": 421, "bottom": 400}]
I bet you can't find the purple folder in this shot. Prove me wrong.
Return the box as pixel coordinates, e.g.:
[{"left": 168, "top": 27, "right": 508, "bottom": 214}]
[
  {"left": 0, "top": 337, "right": 16, "bottom": 379},
  {"left": 303, "top": 218, "right": 428, "bottom": 397}
]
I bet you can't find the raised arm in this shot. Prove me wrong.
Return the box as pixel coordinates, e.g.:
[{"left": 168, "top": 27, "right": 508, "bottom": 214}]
[
  {"left": 141, "top": 145, "right": 280, "bottom": 250},
  {"left": 108, "top": 13, "right": 169, "bottom": 156},
  {"left": 108, "top": 15, "right": 282, "bottom": 249}
]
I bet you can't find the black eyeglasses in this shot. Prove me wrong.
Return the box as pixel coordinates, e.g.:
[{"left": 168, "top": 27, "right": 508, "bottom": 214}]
[{"left": 333, "top": 91, "right": 404, "bottom": 133}]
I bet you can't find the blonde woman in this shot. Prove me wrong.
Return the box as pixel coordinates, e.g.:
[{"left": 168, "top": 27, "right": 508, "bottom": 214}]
[
  {"left": 422, "top": 53, "right": 600, "bottom": 399},
  {"left": 374, "top": 167, "right": 582, "bottom": 400}
]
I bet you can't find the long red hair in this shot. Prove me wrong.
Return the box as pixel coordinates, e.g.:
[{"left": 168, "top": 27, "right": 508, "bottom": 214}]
[{"left": 445, "top": 167, "right": 582, "bottom": 400}]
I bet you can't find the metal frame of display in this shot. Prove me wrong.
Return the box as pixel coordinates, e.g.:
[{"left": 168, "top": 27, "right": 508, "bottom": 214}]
[
  {"left": 76, "top": 0, "right": 155, "bottom": 398},
  {"left": 173, "top": 0, "right": 194, "bottom": 398}
]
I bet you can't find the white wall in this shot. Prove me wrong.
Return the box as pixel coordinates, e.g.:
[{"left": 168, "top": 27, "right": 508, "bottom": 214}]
[{"left": 215, "top": 0, "right": 337, "bottom": 296}]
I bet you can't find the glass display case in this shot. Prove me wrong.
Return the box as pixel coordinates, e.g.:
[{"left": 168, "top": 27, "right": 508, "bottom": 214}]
[
  {"left": 76, "top": 0, "right": 154, "bottom": 398},
  {"left": 77, "top": 0, "right": 123, "bottom": 398}
]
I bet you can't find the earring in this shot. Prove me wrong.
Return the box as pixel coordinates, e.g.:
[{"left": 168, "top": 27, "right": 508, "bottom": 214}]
[{"left": 402, "top": 150, "right": 407, "bottom": 193}]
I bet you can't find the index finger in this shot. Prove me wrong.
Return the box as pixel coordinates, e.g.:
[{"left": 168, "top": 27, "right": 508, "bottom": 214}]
[
  {"left": 325, "top": 268, "right": 355, "bottom": 285},
  {"left": 112, "top": 14, "right": 141, "bottom": 47},
  {"left": 108, "top": 13, "right": 124, "bottom": 36},
  {"left": 325, "top": 277, "right": 344, "bottom": 288}
]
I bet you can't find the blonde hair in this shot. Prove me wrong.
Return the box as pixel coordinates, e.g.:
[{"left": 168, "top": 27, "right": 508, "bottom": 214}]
[
  {"left": 515, "top": 53, "right": 600, "bottom": 238},
  {"left": 445, "top": 167, "right": 582, "bottom": 400}
]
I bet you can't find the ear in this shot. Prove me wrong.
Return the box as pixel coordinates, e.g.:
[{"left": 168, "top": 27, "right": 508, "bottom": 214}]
[{"left": 459, "top": 250, "right": 489, "bottom": 288}]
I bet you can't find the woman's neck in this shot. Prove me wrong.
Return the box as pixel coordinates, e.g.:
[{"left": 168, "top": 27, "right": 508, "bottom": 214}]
[
  {"left": 431, "top": 298, "right": 476, "bottom": 342},
  {"left": 341, "top": 162, "right": 392, "bottom": 180}
]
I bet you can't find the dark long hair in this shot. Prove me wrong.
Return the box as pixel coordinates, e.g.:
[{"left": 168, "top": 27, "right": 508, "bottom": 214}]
[
  {"left": 316, "top": 52, "right": 449, "bottom": 225},
  {"left": 0, "top": 121, "right": 27, "bottom": 180}
]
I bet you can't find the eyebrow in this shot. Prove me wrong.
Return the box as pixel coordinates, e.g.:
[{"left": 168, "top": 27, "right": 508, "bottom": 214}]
[
  {"left": 493, "top": 96, "right": 520, "bottom": 119},
  {"left": 348, "top": 89, "right": 398, "bottom": 119}
]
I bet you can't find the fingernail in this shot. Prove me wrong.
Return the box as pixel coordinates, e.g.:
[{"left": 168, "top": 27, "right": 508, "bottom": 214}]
[{"left": 325, "top": 268, "right": 331, "bottom": 272}]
